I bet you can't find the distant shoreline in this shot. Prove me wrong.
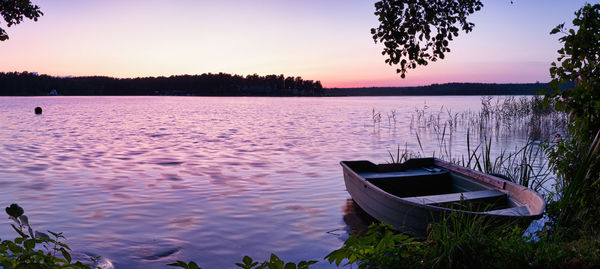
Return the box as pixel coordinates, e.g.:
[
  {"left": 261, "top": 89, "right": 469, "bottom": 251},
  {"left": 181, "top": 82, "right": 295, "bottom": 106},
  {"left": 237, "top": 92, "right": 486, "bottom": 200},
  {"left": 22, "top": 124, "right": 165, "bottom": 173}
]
[
  {"left": 1, "top": 72, "right": 573, "bottom": 96},
  {"left": 1, "top": 82, "right": 566, "bottom": 96},
  {"left": 324, "top": 82, "right": 560, "bottom": 96},
  {"left": 0, "top": 83, "right": 567, "bottom": 96}
]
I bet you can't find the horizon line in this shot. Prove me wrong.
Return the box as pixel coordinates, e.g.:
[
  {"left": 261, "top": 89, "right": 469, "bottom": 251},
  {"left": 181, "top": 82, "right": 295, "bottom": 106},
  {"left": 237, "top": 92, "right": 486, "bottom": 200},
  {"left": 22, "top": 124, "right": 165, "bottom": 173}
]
[{"left": 1, "top": 70, "right": 549, "bottom": 89}]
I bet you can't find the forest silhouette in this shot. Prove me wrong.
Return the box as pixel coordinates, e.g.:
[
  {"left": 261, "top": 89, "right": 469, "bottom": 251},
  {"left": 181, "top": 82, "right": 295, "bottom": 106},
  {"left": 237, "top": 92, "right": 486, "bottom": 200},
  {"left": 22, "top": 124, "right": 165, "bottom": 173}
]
[{"left": 0, "top": 72, "right": 324, "bottom": 96}]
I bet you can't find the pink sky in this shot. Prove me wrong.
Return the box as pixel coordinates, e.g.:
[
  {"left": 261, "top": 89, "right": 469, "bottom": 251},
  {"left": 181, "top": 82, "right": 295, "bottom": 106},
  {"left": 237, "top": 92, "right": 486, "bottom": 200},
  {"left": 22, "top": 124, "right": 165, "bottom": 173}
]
[{"left": 0, "top": 0, "right": 590, "bottom": 87}]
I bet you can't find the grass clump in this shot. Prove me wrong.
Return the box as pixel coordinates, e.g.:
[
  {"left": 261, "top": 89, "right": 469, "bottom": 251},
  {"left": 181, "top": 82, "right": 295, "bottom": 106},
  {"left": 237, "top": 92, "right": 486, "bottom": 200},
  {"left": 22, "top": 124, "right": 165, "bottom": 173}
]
[{"left": 327, "top": 215, "right": 600, "bottom": 269}]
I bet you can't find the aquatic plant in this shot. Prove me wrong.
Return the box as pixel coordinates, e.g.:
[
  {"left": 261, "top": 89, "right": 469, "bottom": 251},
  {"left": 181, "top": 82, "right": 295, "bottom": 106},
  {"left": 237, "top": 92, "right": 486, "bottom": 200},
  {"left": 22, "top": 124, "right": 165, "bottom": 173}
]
[
  {"left": 386, "top": 143, "right": 420, "bottom": 164},
  {"left": 387, "top": 128, "right": 552, "bottom": 193},
  {"left": 402, "top": 96, "right": 567, "bottom": 142},
  {"left": 371, "top": 108, "right": 382, "bottom": 127},
  {"left": 386, "top": 109, "right": 397, "bottom": 128},
  {"left": 455, "top": 134, "right": 553, "bottom": 193}
]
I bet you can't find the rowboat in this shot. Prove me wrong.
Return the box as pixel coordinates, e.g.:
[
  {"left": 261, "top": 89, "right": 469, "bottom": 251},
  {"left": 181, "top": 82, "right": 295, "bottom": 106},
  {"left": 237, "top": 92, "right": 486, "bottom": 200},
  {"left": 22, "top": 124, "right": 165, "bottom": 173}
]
[{"left": 341, "top": 158, "right": 545, "bottom": 236}]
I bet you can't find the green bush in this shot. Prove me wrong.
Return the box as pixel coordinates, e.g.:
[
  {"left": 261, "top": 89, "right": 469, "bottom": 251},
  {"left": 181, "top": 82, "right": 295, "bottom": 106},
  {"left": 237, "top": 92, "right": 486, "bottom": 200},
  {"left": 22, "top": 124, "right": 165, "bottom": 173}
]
[
  {"left": 326, "top": 216, "right": 600, "bottom": 268},
  {"left": 326, "top": 223, "right": 423, "bottom": 269},
  {"left": 1, "top": 204, "right": 92, "bottom": 269},
  {"left": 545, "top": 3, "right": 600, "bottom": 236}
]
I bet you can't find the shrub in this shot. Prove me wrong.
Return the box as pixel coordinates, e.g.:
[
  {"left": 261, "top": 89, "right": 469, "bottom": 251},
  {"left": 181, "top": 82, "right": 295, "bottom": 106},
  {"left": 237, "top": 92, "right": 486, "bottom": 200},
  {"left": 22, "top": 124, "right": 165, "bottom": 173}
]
[{"left": 1, "top": 203, "right": 92, "bottom": 269}]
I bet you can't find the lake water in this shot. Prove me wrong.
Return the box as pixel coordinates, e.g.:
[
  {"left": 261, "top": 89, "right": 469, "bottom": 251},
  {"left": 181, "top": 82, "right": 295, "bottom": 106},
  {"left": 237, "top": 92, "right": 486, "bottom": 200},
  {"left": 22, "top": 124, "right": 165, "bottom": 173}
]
[{"left": 0, "top": 96, "right": 541, "bottom": 268}]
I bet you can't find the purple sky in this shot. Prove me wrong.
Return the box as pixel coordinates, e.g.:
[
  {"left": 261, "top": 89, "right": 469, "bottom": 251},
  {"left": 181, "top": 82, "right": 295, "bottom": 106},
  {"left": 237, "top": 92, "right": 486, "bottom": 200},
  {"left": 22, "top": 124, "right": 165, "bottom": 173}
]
[{"left": 0, "top": 0, "right": 591, "bottom": 87}]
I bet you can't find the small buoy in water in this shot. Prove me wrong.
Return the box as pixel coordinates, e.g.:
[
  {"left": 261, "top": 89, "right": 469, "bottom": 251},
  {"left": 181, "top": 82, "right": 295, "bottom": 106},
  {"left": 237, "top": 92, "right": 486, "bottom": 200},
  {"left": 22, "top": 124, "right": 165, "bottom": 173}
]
[{"left": 34, "top": 107, "right": 42, "bottom": 114}]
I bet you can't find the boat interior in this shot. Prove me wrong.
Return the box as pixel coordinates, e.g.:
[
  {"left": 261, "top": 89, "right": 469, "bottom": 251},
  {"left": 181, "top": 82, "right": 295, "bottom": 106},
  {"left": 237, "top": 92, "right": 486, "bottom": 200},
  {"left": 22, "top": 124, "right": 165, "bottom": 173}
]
[{"left": 344, "top": 160, "right": 530, "bottom": 215}]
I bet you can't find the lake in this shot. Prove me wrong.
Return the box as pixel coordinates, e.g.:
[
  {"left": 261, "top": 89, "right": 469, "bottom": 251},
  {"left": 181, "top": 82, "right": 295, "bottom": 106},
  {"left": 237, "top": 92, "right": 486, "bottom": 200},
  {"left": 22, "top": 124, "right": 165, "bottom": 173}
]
[{"left": 0, "top": 96, "right": 544, "bottom": 268}]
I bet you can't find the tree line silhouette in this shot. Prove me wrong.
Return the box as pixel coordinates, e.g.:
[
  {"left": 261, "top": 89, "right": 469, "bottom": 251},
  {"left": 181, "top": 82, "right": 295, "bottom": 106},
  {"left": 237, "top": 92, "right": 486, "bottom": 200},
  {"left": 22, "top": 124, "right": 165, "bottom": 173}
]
[
  {"left": 0, "top": 72, "right": 324, "bottom": 96},
  {"left": 325, "top": 82, "right": 574, "bottom": 96}
]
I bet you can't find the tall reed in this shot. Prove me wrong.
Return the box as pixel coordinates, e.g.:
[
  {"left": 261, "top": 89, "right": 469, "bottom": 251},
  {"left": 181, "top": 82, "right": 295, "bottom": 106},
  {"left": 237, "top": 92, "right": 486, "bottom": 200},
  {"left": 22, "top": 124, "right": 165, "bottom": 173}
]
[{"left": 382, "top": 96, "right": 560, "bottom": 192}]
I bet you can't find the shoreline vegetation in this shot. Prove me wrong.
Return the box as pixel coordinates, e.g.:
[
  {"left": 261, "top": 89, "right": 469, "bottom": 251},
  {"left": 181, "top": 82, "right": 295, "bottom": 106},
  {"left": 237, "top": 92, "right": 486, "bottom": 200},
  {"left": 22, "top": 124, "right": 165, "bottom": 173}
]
[{"left": 0, "top": 71, "right": 574, "bottom": 97}]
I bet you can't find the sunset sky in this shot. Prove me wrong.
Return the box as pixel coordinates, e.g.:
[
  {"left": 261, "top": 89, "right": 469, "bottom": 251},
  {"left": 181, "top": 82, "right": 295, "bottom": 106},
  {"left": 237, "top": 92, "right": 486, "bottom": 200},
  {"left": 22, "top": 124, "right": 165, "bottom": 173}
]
[{"left": 0, "top": 0, "right": 591, "bottom": 87}]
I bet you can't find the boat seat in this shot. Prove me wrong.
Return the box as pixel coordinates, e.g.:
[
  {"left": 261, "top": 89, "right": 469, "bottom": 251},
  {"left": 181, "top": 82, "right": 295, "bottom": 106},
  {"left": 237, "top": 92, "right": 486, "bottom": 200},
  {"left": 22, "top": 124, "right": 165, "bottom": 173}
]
[
  {"left": 360, "top": 169, "right": 447, "bottom": 179},
  {"left": 404, "top": 190, "right": 507, "bottom": 206},
  {"left": 485, "top": 206, "right": 530, "bottom": 216},
  {"left": 364, "top": 170, "right": 452, "bottom": 197}
]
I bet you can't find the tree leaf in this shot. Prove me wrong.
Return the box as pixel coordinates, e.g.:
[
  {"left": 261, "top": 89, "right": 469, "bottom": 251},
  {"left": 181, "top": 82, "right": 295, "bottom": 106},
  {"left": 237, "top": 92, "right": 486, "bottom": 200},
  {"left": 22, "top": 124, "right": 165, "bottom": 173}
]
[
  {"left": 283, "top": 262, "right": 296, "bottom": 269},
  {"left": 60, "top": 247, "right": 72, "bottom": 263},
  {"left": 6, "top": 204, "right": 24, "bottom": 218},
  {"left": 23, "top": 239, "right": 35, "bottom": 250}
]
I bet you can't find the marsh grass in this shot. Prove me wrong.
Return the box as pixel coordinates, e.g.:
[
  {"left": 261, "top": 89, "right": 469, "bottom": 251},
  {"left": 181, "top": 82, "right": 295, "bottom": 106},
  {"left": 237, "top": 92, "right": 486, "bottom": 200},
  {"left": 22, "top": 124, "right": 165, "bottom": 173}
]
[
  {"left": 381, "top": 96, "right": 561, "bottom": 193},
  {"left": 372, "top": 96, "right": 569, "bottom": 142},
  {"left": 546, "top": 130, "right": 600, "bottom": 236},
  {"left": 387, "top": 143, "right": 419, "bottom": 164},
  {"left": 328, "top": 205, "right": 600, "bottom": 268},
  {"left": 326, "top": 208, "right": 600, "bottom": 269},
  {"left": 425, "top": 210, "right": 518, "bottom": 268},
  {"left": 387, "top": 128, "right": 553, "bottom": 193},
  {"left": 371, "top": 108, "right": 382, "bottom": 128}
]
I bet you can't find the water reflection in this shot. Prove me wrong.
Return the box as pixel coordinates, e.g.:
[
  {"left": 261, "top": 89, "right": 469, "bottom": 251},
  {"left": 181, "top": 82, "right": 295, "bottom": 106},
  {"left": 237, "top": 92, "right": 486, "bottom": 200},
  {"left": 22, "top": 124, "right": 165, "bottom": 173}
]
[{"left": 342, "top": 199, "right": 378, "bottom": 234}]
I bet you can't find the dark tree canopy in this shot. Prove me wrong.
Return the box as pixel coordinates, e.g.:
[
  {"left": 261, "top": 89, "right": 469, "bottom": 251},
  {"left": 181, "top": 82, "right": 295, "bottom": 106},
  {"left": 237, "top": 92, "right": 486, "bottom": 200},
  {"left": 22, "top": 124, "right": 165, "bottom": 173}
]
[
  {"left": 372, "top": 0, "right": 483, "bottom": 78},
  {"left": 0, "top": 72, "right": 324, "bottom": 96},
  {"left": 0, "top": 0, "right": 42, "bottom": 41}
]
